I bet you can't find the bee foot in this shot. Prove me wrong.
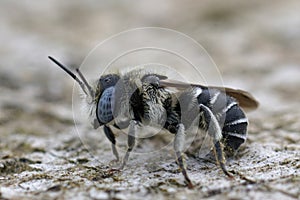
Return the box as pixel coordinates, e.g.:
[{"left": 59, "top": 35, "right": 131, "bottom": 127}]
[
  {"left": 109, "top": 159, "right": 120, "bottom": 166},
  {"left": 117, "top": 164, "right": 126, "bottom": 171},
  {"left": 227, "top": 173, "right": 235, "bottom": 180},
  {"left": 108, "top": 168, "right": 121, "bottom": 173},
  {"left": 186, "top": 181, "right": 194, "bottom": 189}
]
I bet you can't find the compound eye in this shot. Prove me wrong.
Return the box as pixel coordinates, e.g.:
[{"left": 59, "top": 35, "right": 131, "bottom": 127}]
[{"left": 96, "top": 87, "right": 115, "bottom": 124}]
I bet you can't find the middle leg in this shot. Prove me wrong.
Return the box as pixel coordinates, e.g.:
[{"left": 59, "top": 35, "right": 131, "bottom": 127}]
[
  {"left": 119, "top": 120, "right": 137, "bottom": 169},
  {"left": 174, "top": 123, "right": 194, "bottom": 188}
]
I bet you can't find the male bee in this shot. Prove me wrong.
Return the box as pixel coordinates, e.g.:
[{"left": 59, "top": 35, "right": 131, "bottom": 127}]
[{"left": 48, "top": 56, "right": 258, "bottom": 189}]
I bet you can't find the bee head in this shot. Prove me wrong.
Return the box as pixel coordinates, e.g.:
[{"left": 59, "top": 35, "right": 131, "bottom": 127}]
[{"left": 98, "top": 74, "right": 120, "bottom": 89}]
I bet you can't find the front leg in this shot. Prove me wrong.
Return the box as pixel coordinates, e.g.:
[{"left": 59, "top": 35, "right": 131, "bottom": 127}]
[
  {"left": 174, "top": 123, "right": 193, "bottom": 189},
  {"left": 103, "top": 125, "right": 119, "bottom": 163},
  {"left": 119, "top": 120, "right": 137, "bottom": 169}
]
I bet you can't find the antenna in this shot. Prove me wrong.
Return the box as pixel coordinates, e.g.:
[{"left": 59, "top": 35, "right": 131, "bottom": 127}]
[
  {"left": 76, "top": 68, "right": 95, "bottom": 98},
  {"left": 48, "top": 56, "right": 89, "bottom": 96}
]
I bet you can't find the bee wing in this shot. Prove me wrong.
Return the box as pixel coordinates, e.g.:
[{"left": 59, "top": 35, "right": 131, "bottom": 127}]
[
  {"left": 160, "top": 79, "right": 259, "bottom": 111},
  {"left": 159, "top": 79, "right": 190, "bottom": 89},
  {"left": 210, "top": 86, "right": 259, "bottom": 111}
]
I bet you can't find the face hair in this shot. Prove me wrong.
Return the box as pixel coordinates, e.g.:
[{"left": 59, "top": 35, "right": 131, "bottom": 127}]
[{"left": 48, "top": 56, "right": 93, "bottom": 97}]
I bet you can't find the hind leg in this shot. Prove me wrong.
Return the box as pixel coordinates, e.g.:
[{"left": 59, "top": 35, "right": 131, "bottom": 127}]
[{"left": 200, "top": 104, "right": 233, "bottom": 178}]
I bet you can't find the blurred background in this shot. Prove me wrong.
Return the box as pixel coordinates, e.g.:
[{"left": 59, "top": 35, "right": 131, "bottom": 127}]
[
  {"left": 0, "top": 0, "right": 299, "bottom": 199},
  {"left": 1, "top": 0, "right": 299, "bottom": 111}
]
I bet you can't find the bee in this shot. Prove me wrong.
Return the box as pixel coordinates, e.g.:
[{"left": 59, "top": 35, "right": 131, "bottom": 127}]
[{"left": 48, "top": 56, "right": 258, "bottom": 189}]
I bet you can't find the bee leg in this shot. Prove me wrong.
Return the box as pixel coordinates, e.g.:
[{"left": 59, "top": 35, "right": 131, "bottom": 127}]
[
  {"left": 199, "top": 104, "right": 233, "bottom": 178},
  {"left": 214, "top": 139, "right": 233, "bottom": 178},
  {"left": 174, "top": 123, "right": 194, "bottom": 189},
  {"left": 119, "top": 120, "right": 137, "bottom": 169},
  {"left": 103, "top": 125, "right": 119, "bottom": 163}
]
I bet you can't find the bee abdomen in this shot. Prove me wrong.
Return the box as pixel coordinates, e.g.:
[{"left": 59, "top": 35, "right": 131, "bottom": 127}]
[
  {"left": 196, "top": 87, "right": 248, "bottom": 151},
  {"left": 222, "top": 103, "right": 248, "bottom": 151},
  {"left": 96, "top": 86, "right": 115, "bottom": 124}
]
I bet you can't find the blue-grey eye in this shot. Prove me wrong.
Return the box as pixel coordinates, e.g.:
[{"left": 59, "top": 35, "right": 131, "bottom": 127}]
[{"left": 96, "top": 86, "right": 115, "bottom": 124}]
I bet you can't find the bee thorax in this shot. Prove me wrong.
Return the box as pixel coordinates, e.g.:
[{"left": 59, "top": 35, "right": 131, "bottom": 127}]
[{"left": 143, "top": 102, "right": 167, "bottom": 127}]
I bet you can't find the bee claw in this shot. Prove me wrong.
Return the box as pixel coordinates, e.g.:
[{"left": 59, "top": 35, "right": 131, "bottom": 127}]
[
  {"left": 223, "top": 170, "right": 234, "bottom": 179},
  {"left": 108, "top": 168, "right": 121, "bottom": 173},
  {"left": 186, "top": 181, "right": 194, "bottom": 189},
  {"left": 109, "top": 159, "right": 120, "bottom": 166}
]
